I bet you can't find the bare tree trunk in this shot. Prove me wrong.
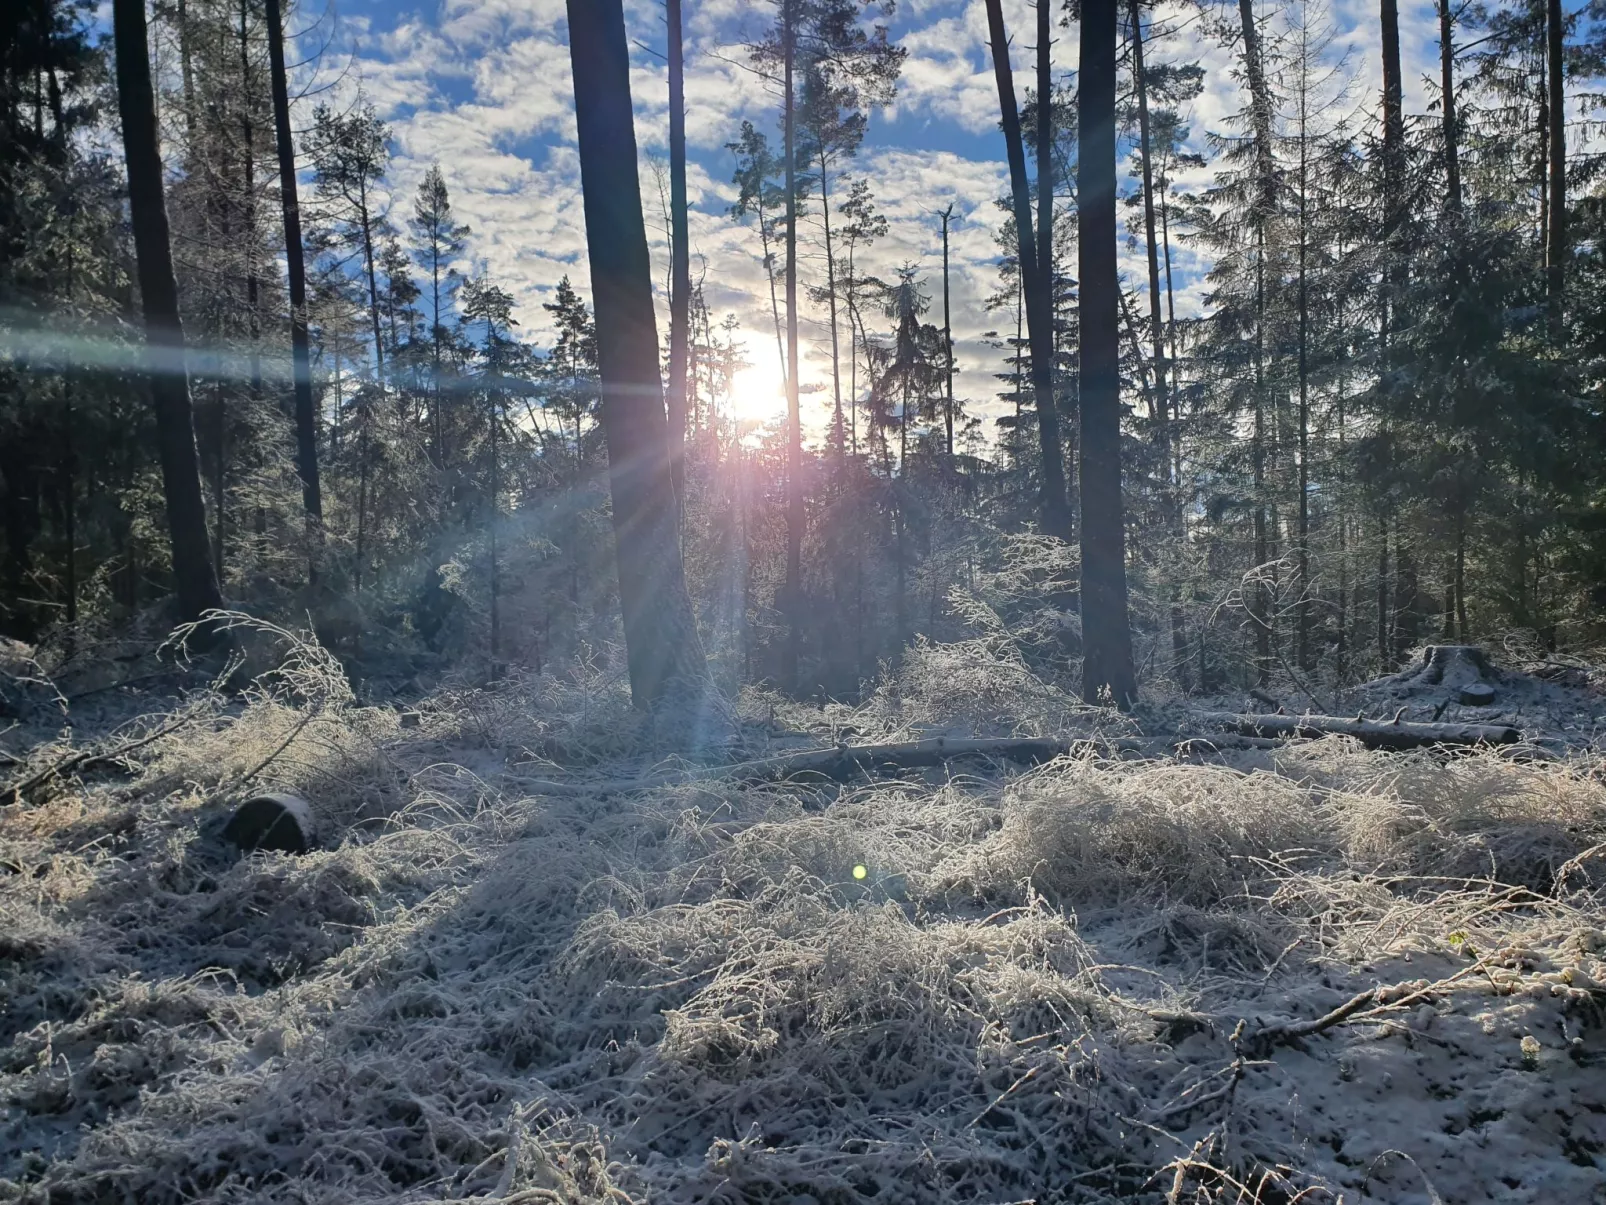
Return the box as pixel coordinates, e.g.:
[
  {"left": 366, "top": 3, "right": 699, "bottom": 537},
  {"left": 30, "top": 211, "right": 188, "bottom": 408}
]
[
  {"left": 1380, "top": 0, "right": 1404, "bottom": 338},
  {"left": 1336, "top": 363, "right": 1348, "bottom": 681},
  {"left": 1129, "top": 0, "right": 1168, "bottom": 435},
  {"left": 1377, "top": 515, "right": 1390, "bottom": 672},
  {"left": 358, "top": 177, "right": 384, "bottom": 378},
  {"left": 1547, "top": 0, "right": 1565, "bottom": 337},
  {"left": 265, "top": 0, "right": 320, "bottom": 524},
  {"left": 1253, "top": 230, "right": 1270, "bottom": 686},
  {"left": 1438, "top": 0, "right": 1461, "bottom": 214},
  {"left": 667, "top": 0, "right": 690, "bottom": 514},
  {"left": 940, "top": 203, "right": 955, "bottom": 455},
  {"left": 1455, "top": 516, "right": 1468, "bottom": 639},
  {"left": 822, "top": 155, "right": 845, "bottom": 455},
  {"left": 984, "top": 0, "right": 1071, "bottom": 541},
  {"left": 1296, "top": 56, "right": 1311, "bottom": 670},
  {"left": 847, "top": 243, "right": 859, "bottom": 456},
  {"left": 756, "top": 196, "right": 786, "bottom": 385},
  {"left": 1035, "top": 0, "right": 1054, "bottom": 401},
  {"left": 489, "top": 384, "right": 500, "bottom": 664},
  {"left": 113, "top": 0, "right": 223, "bottom": 623},
  {"left": 782, "top": 0, "right": 803, "bottom": 689},
  {"left": 355, "top": 412, "right": 368, "bottom": 597},
  {"left": 1236, "top": 0, "right": 1275, "bottom": 687},
  {"left": 567, "top": 0, "right": 708, "bottom": 711},
  {"left": 176, "top": 0, "right": 196, "bottom": 140},
  {"left": 1078, "top": 0, "right": 1137, "bottom": 707},
  {"left": 212, "top": 377, "right": 226, "bottom": 583}
]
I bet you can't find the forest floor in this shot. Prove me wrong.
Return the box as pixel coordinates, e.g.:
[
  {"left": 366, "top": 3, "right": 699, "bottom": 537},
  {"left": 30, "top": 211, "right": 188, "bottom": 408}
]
[{"left": 3, "top": 623, "right": 1606, "bottom": 1203}]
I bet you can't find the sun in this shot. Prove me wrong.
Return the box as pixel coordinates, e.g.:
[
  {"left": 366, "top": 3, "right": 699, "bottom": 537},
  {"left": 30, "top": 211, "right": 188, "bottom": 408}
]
[{"left": 728, "top": 358, "right": 788, "bottom": 431}]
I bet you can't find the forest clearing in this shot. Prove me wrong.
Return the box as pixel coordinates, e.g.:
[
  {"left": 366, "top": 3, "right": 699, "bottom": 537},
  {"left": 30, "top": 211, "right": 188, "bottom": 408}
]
[
  {"left": 6, "top": 0, "right": 1606, "bottom": 1194},
  {"left": 3, "top": 622, "right": 1606, "bottom": 1202}
]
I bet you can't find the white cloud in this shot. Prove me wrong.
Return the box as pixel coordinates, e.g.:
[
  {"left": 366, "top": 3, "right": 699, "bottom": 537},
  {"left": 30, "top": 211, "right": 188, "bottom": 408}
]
[{"left": 308, "top": 0, "right": 1465, "bottom": 434}]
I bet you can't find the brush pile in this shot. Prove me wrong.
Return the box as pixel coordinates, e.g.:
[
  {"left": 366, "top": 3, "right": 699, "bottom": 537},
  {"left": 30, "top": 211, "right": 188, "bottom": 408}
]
[{"left": 3, "top": 623, "right": 1605, "bottom": 1203}]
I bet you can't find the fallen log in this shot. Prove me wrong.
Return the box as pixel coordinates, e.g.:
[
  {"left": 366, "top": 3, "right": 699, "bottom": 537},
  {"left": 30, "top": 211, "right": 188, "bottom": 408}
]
[
  {"left": 513, "top": 713, "right": 1522, "bottom": 799},
  {"left": 1196, "top": 711, "right": 1519, "bottom": 751},
  {"left": 518, "top": 735, "right": 1150, "bottom": 796}
]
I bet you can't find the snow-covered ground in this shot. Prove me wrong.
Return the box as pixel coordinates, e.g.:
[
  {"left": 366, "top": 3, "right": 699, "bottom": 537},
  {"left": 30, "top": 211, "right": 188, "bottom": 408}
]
[{"left": 3, "top": 628, "right": 1605, "bottom": 1202}]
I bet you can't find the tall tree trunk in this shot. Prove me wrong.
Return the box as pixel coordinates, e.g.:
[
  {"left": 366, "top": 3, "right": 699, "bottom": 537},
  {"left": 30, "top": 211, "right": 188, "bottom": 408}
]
[
  {"left": 489, "top": 383, "right": 500, "bottom": 664},
  {"left": 431, "top": 250, "right": 446, "bottom": 466},
  {"left": 1253, "top": 230, "right": 1270, "bottom": 685},
  {"left": 756, "top": 196, "right": 787, "bottom": 386},
  {"left": 212, "top": 377, "right": 226, "bottom": 582},
  {"left": 1455, "top": 515, "right": 1468, "bottom": 639},
  {"left": 176, "top": 0, "right": 196, "bottom": 141},
  {"left": 1078, "top": 0, "right": 1137, "bottom": 707},
  {"left": 984, "top": 0, "right": 1071, "bottom": 540},
  {"left": 1236, "top": 0, "right": 1275, "bottom": 687},
  {"left": 239, "top": 0, "right": 261, "bottom": 401},
  {"left": 1547, "top": 0, "right": 1565, "bottom": 336},
  {"left": 1438, "top": 0, "right": 1461, "bottom": 214},
  {"left": 1237, "top": 0, "right": 1276, "bottom": 207},
  {"left": 896, "top": 379, "right": 908, "bottom": 645},
  {"left": 847, "top": 243, "right": 859, "bottom": 456},
  {"left": 781, "top": 0, "right": 803, "bottom": 689},
  {"left": 822, "top": 152, "right": 845, "bottom": 457},
  {"left": 1377, "top": 515, "right": 1390, "bottom": 671},
  {"left": 940, "top": 203, "right": 955, "bottom": 456},
  {"left": 1296, "top": 111, "right": 1311, "bottom": 670},
  {"left": 355, "top": 411, "right": 368, "bottom": 597},
  {"left": 113, "top": 0, "right": 223, "bottom": 623},
  {"left": 1539, "top": 77, "right": 1549, "bottom": 267},
  {"left": 1380, "top": 0, "right": 1404, "bottom": 337},
  {"left": 265, "top": 0, "right": 320, "bottom": 522},
  {"left": 358, "top": 178, "right": 384, "bottom": 377},
  {"left": 667, "top": 0, "right": 690, "bottom": 514},
  {"left": 61, "top": 240, "right": 77, "bottom": 644},
  {"left": 1035, "top": 0, "right": 1054, "bottom": 395},
  {"left": 1160, "top": 147, "right": 1180, "bottom": 437},
  {"left": 1129, "top": 0, "right": 1168, "bottom": 436},
  {"left": 567, "top": 0, "right": 707, "bottom": 711}
]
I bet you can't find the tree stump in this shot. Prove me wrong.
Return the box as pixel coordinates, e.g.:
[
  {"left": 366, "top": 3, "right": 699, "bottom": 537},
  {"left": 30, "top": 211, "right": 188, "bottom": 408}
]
[
  {"left": 1381, "top": 645, "right": 1498, "bottom": 704},
  {"left": 222, "top": 793, "right": 317, "bottom": 854}
]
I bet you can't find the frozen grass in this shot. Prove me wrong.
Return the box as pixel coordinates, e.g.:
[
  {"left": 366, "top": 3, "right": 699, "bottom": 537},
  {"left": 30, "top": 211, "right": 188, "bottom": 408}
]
[{"left": 3, "top": 633, "right": 1606, "bottom": 1202}]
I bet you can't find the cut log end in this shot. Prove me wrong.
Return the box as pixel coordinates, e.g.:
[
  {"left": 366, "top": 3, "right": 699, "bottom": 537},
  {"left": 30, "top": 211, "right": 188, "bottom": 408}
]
[{"left": 222, "top": 793, "right": 317, "bottom": 854}]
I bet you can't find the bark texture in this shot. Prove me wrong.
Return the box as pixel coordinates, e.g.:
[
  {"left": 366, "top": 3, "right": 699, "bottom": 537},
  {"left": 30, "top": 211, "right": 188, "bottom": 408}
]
[
  {"left": 566, "top": 0, "right": 708, "bottom": 713},
  {"left": 984, "top": 0, "right": 1070, "bottom": 541},
  {"left": 265, "top": 0, "right": 321, "bottom": 523},
  {"left": 112, "top": 0, "right": 223, "bottom": 623},
  {"left": 1077, "top": 0, "right": 1136, "bottom": 706},
  {"left": 666, "top": 0, "right": 690, "bottom": 510}
]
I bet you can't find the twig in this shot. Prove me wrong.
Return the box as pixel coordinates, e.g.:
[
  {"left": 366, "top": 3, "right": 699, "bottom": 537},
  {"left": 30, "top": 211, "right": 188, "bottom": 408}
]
[
  {"left": 235, "top": 710, "right": 319, "bottom": 791},
  {"left": 1242, "top": 965, "right": 1481, "bottom": 1055},
  {"left": 2, "top": 710, "right": 201, "bottom": 805},
  {"left": 64, "top": 669, "right": 191, "bottom": 702}
]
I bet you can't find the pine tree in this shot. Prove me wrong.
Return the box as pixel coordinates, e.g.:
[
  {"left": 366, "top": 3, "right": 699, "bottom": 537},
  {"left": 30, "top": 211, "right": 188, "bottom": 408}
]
[
  {"left": 306, "top": 101, "right": 392, "bottom": 379},
  {"left": 410, "top": 165, "right": 471, "bottom": 469}
]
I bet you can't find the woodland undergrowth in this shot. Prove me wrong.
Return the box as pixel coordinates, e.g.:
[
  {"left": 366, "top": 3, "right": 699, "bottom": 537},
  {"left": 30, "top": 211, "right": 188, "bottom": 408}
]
[{"left": 2, "top": 621, "right": 1605, "bottom": 1203}]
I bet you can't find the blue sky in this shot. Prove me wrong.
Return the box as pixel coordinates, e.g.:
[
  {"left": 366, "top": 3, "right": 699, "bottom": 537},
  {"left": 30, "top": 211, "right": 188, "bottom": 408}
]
[{"left": 283, "top": 0, "right": 1483, "bottom": 431}]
